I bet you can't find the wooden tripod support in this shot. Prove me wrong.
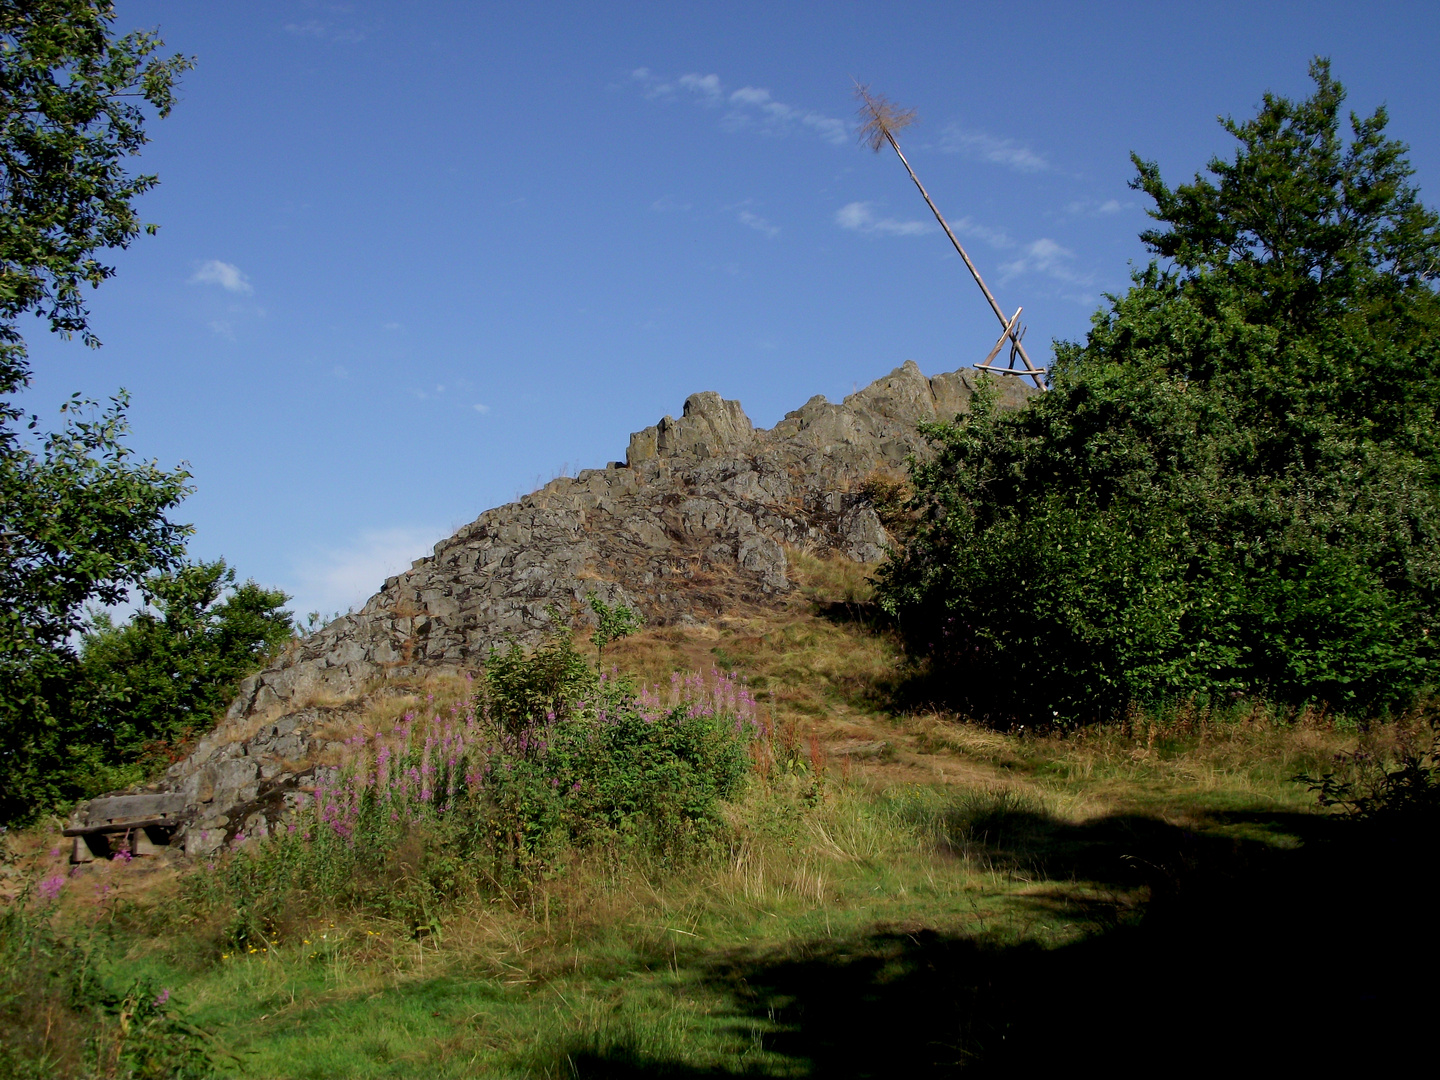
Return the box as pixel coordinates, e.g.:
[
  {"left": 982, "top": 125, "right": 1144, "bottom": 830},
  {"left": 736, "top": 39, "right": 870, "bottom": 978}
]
[{"left": 973, "top": 306, "right": 1040, "bottom": 379}]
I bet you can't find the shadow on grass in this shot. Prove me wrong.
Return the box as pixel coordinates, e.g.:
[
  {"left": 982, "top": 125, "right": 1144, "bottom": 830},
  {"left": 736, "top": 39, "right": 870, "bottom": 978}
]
[
  {"left": 560, "top": 808, "right": 1436, "bottom": 1077},
  {"left": 811, "top": 599, "right": 895, "bottom": 633}
]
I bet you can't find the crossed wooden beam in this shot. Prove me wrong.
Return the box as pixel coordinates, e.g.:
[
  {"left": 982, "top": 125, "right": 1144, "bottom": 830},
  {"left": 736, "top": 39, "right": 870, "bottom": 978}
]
[{"left": 855, "top": 84, "right": 1047, "bottom": 390}]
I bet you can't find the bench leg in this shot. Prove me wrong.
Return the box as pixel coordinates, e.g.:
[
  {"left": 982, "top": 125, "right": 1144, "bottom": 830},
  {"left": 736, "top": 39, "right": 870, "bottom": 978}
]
[
  {"left": 132, "top": 828, "right": 163, "bottom": 856},
  {"left": 72, "top": 835, "right": 95, "bottom": 864}
]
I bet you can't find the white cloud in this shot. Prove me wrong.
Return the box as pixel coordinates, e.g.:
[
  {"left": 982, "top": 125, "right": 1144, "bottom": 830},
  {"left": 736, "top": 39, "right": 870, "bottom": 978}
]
[
  {"left": 292, "top": 526, "right": 441, "bottom": 619},
  {"left": 1065, "top": 197, "right": 1128, "bottom": 216},
  {"left": 836, "top": 200, "right": 1093, "bottom": 294},
  {"left": 635, "top": 68, "right": 847, "bottom": 145},
  {"left": 737, "top": 209, "right": 779, "bottom": 237},
  {"left": 949, "top": 215, "right": 1012, "bottom": 249},
  {"left": 472, "top": 402, "right": 491, "bottom": 414},
  {"left": 677, "top": 73, "right": 723, "bottom": 103},
  {"left": 729, "top": 86, "right": 771, "bottom": 107},
  {"left": 938, "top": 124, "right": 1048, "bottom": 173},
  {"left": 835, "top": 201, "right": 933, "bottom": 237},
  {"left": 723, "top": 88, "right": 848, "bottom": 145},
  {"left": 631, "top": 68, "right": 675, "bottom": 99},
  {"left": 191, "top": 260, "right": 252, "bottom": 294},
  {"left": 650, "top": 195, "right": 692, "bottom": 213},
  {"left": 999, "top": 237, "right": 1094, "bottom": 290},
  {"left": 283, "top": 18, "right": 365, "bottom": 43},
  {"left": 284, "top": 19, "right": 326, "bottom": 37},
  {"left": 381, "top": 321, "right": 402, "bottom": 331}
]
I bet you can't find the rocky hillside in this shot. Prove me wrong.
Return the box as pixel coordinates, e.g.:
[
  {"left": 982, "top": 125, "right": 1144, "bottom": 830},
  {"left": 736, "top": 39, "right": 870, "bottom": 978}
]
[{"left": 69, "top": 361, "right": 1033, "bottom": 857}]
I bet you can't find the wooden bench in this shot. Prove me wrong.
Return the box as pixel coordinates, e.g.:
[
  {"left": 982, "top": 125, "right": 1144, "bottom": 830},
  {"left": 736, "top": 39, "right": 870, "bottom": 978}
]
[{"left": 64, "top": 794, "right": 187, "bottom": 863}]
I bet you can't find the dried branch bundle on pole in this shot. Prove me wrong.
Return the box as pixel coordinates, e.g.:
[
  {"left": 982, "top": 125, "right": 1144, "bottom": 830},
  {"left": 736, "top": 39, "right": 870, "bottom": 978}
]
[{"left": 854, "top": 84, "right": 1045, "bottom": 388}]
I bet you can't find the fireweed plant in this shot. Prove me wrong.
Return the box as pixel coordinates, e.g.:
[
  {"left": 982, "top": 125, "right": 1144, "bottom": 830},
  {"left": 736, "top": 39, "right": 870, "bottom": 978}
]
[{"left": 187, "top": 636, "right": 763, "bottom": 945}]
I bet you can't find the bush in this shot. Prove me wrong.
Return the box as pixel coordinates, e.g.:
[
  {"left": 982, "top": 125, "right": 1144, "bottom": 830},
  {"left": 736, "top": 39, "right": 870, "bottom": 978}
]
[
  {"left": 876, "top": 60, "right": 1440, "bottom": 724},
  {"left": 0, "top": 886, "right": 222, "bottom": 1079},
  {"left": 79, "top": 560, "right": 292, "bottom": 781},
  {"left": 1305, "top": 716, "right": 1440, "bottom": 833},
  {"left": 186, "top": 633, "right": 758, "bottom": 944}
]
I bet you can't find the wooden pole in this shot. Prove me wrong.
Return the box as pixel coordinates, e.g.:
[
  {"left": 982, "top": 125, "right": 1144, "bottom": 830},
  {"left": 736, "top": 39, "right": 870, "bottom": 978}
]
[{"left": 881, "top": 129, "right": 1046, "bottom": 389}]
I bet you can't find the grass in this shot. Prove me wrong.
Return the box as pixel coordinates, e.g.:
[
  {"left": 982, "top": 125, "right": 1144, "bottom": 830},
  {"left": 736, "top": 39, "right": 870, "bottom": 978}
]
[{"left": 3, "top": 553, "right": 1433, "bottom": 1076}]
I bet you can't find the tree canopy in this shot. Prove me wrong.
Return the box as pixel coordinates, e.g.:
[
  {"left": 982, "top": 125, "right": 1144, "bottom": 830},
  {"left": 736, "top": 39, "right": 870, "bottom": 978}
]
[
  {"left": 1, "top": 1, "right": 191, "bottom": 389},
  {"left": 80, "top": 561, "right": 293, "bottom": 773},
  {"left": 876, "top": 60, "right": 1440, "bottom": 724},
  {"left": 0, "top": 3, "right": 211, "bottom": 823}
]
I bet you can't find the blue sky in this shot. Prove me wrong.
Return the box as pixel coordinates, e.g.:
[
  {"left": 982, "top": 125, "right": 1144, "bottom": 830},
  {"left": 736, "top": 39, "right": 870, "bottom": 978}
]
[{"left": 16, "top": 1, "right": 1440, "bottom": 621}]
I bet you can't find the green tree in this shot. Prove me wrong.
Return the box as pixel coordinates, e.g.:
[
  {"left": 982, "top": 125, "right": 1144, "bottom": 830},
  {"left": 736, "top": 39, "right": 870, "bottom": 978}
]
[
  {"left": 80, "top": 561, "right": 293, "bottom": 776},
  {"left": 588, "top": 593, "right": 643, "bottom": 671},
  {"left": 1, "top": 1, "right": 192, "bottom": 390},
  {"left": 876, "top": 60, "right": 1440, "bottom": 724},
  {"left": 1, "top": 391, "right": 195, "bottom": 820},
  {"left": 0, "top": 2, "right": 193, "bottom": 822}
]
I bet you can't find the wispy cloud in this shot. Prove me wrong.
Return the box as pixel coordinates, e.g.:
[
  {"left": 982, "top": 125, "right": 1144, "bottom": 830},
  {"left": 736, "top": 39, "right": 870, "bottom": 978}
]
[
  {"left": 472, "top": 402, "right": 490, "bottom": 414},
  {"left": 949, "top": 216, "right": 1012, "bottom": 249},
  {"left": 736, "top": 209, "right": 779, "bottom": 237},
  {"left": 632, "top": 68, "right": 847, "bottom": 145},
  {"left": 650, "top": 195, "right": 692, "bottom": 213},
  {"left": 283, "top": 17, "right": 365, "bottom": 43},
  {"left": 292, "top": 526, "right": 440, "bottom": 618},
  {"left": 722, "top": 85, "right": 847, "bottom": 145},
  {"left": 835, "top": 201, "right": 933, "bottom": 237},
  {"left": 677, "top": 72, "right": 723, "bottom": 103},
  {"left": 938, "top": 124, "right": 1048, "bottom": 173},
  {"left": 1065, "top": 197, "right": 1128, "bottom": 216},
  {"left": 191, "top": 260, "right": 252, "bottom": 294},
  {"left": 999, "top": 238, "right": 1093, "bottom": 291},
  {"left": 834, "top": 198, "right": 1094, "bottom": 299}
]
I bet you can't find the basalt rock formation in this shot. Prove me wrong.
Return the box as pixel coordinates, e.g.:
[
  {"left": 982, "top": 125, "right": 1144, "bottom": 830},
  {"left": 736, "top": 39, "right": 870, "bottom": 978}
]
[{"left": 70, "top": 361, "right": 1034, "bottom": 859}]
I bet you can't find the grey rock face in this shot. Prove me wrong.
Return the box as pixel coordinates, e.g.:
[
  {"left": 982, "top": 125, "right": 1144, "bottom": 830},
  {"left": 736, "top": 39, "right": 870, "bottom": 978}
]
[{"left": 85, "top": 361, "right": 1033, "bottom": 853}]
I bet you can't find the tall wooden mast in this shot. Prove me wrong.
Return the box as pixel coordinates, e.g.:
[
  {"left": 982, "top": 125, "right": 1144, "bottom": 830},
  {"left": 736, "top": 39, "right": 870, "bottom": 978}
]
[{"left": 854, "top": 84, "right": 1046, "bottom": 389}]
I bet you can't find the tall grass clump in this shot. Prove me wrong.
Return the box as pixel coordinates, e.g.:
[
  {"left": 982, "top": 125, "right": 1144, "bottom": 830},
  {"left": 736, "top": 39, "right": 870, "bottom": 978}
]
[
  {"left": 0, "top": 881, "right": 223, "bottom": 1079},
  {"left": 184, "top": 631, "right": 760, "bottom": 945}
]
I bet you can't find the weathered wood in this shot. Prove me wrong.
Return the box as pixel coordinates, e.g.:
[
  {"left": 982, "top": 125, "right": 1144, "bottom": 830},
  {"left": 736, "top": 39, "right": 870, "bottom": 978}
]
[
  {"left": 83, "top": 793, "right": 187, "bottom": 824},
  {"left": 63, "top": 815, "right": 178, "bottom": 837},
  {"left": 978, "top": 308, "right": 1023, "bottom": 368},
  {"left": 881, "top": 130, "right": 1045, "bottom": 389},
  {"left": 973, "top": 365, "right": 1048, "bottom": 376}
]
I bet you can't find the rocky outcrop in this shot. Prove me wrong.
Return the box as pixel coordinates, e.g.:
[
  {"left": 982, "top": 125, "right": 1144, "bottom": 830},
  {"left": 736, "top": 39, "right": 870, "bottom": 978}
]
[{"left": 79, "top": 361, "right": 1034, "bottom": 857}]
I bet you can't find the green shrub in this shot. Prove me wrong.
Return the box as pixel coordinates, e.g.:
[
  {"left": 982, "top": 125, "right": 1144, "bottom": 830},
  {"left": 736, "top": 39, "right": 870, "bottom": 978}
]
[
  {"left": 186, "top": 635, "right": 757, "bottom": 944},
  {"left": 1305, "top": 718, "right": 1440, "bottom": 832},
  {"left": 877, "top": 60, "right": 1440, "bottom": 724},
  {"left": 0, "top": 886, "right": 223, "bottom": 1079},
  {"left": 79, "top": 560, "right": 293, "bottom": 774}
]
